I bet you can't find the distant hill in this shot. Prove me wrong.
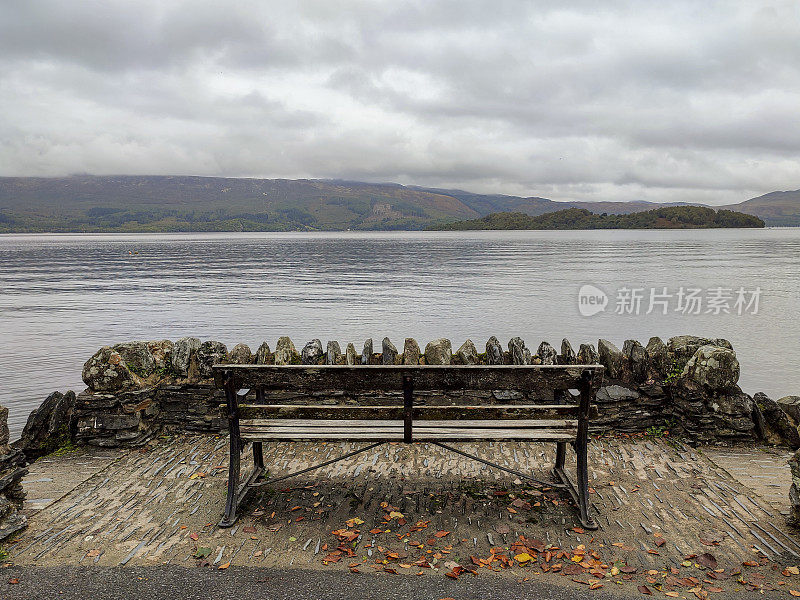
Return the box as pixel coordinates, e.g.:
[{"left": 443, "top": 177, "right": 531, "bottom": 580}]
[
  {"left": 429, "top": 207, "right": 765, "bottom": 231},
  {"left": 0, "top": 175, "right": 795, "bottom": 231},
  {"left": 720, "top": 190, "right": 800, "bottom": 226}
]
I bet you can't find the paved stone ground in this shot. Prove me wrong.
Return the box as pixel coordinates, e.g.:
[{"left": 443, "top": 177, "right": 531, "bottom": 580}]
[
  {"left": 704, "top": 446, "right": 794, "bottom": 519},
  {"left": 6, "top": 434, "right": 800, "bottom": 596}
]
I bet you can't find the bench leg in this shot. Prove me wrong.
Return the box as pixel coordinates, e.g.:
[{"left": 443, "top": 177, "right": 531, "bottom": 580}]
[
  {"left": 574, "top": 433, "right": 598, "bottom": 530},
  {"left": 220, "top": 432, "right": 241, "bottom": 528},
  {"left": 220, "top": 372, "right": 242, "bottom": 528},
  {"left": 554, "top": 441, "right": 566, "bottom": 472},
  {"left": 253, "top": 441, "right": 265, "bottom": 472}
]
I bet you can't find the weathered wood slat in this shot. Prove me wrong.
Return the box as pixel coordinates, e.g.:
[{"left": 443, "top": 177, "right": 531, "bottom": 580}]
[
  {"left": 239, "top": 428, "right": 578, "bottom": 441},
  {"left": 239, "top": 418, "right": 577, "bottom": 429},
  {"left": 212, "top": 364, "right": 604, "bottom": 392},
  {"left": 233, "top": 404, "right": 582, "bottom": 420}
]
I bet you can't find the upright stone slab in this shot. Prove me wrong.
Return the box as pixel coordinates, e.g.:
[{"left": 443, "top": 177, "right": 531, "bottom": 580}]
[
  {"left": 778, "top": 396, "right": 800, "bottom": 426},
  {"left": 577, "top": 343, "right": 598, "bottom": 365},
  {"left": 345, "top": 343, "right": 357, "bottom": 365},
  {"left": 301, "top": 339, "right": 324, "bottom": 365},
  {"left": 196, "top": 341, "right": 228, "bottom": 377},
  {"left": 82, "top": 347, "right": 140, "bottom": 391},
  {"left": 508, "top": 337, "right": 528, "bottom": 365},
  {"left": 622, "top": 339, "right": 648, "bottom": 383},
  {"left": 424, "top": 339, "right": 452, "bottom": 365},
  {"left": 538, "top": 341, "right": 557, "bottom": 366},
  {"left": 148, "top": 340, "right": 174, "bottom": 371},
  {"left": 667, "top": 335, "right": 732, "bottom": 365},
  {"left": 681, "top": 345, "right": 739, "bottom": 391},
  {"left": 255, "top": 342, "right": 272, "bottom": 364},
  {"left": 18, "top": 390, "right": 76, "bottom": 460},
  {"left": 274, "top": 337, "right": 298, "bottom": 365},
  {"left": 486, "top": 336, "right": 504, "bottom": 365},
  {"left": 227, "top": 343, "right": 253, "bottom": 364},
  {"left": 753, "top": 392, "right": 800, "bottom": 448},
  {"left": 402, "top": 338, "right": 421, "bottom": 365},
  {"left": 455, "top": 339, "right": 478, "bottom": 365},
  {"left": 559, "top": 339, "right": 576, "bottom": 365},
  {"left": 326, "top": 341, "right": 342, "bottom": 365},
  {"left": 381, "top": 338, "right": 398, "bottom": 365},
  {"left": 598, "top": 339, "right": 624, "bottom": 379},
  {"left": 646, "top": 337, "right": 668, "bottom": 378},
  {"left": 361, "top": 339, "right": 373, "bottom": 365},
  {"left": 173, "top": 337, "right": 201, "bottom": 376},
  {"left": 112, "top": 341, "right": 157, "bottom": 377}
]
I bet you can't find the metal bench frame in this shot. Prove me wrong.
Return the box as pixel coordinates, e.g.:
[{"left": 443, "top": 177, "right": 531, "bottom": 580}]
[{"left": 212, "top": 364, "right": 603, "bottom": 530}]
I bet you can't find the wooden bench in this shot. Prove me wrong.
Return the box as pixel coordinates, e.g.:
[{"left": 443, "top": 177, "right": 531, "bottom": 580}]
[{"left": 212, "top": 364, "right": 604, "bottom": 530}]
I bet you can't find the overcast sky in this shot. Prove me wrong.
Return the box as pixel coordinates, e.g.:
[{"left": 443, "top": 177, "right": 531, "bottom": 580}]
[{"left": 1, "top": 1, "right": 799, "bottom": 204}]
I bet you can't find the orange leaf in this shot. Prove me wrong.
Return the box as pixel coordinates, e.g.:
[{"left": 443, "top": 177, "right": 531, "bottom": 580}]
[
  {"left": 434, "top": 531, "right": 450, "bottom": 538},
  {"left": 218, "top": 562, "right": 230, "bottom": 570}
]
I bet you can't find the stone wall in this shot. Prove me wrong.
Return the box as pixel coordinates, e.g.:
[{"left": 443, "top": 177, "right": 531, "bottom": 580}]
[
  {"left": 18, "top": 333, "right": 794, "bottom": 450},
  {"left": 0, "top": 405, "right": 27, "bottom": 541}
]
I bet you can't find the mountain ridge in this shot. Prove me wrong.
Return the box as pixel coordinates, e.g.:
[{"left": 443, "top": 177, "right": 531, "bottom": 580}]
[{"left": 0, "top": 175, "right": 796, "bottom": 231}]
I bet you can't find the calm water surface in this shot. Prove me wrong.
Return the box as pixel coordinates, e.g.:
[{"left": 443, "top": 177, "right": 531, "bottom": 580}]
[{"left": 1, "top": 229, "right": 799, "bottom": 437}]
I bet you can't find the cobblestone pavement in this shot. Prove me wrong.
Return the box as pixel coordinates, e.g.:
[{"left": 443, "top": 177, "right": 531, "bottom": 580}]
[{"left": 7, "top": 435, "right": 800, "bottom": 596}]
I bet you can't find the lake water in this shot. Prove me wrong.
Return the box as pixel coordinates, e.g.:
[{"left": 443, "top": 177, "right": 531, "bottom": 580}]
[{"left": 1, "top": 229, "right": 799, "bottom": 438}]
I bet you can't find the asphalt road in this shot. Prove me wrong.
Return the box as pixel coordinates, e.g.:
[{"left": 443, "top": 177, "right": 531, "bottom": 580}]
[{"left": 0, "top": 565, "right": 642, "bottom": 600}]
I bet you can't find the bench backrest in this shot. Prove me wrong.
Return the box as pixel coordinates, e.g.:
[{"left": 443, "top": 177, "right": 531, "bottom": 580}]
[{"left": 213, "top": 364, "right": 604, "bottom": 419}]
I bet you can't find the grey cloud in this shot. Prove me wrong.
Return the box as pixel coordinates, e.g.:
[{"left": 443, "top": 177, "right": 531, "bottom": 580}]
[{"left": 1, "top": 0, "right": 799, "bottom": 204}]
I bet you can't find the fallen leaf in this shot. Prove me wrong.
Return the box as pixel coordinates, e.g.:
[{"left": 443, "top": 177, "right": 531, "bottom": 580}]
[
  {"left": 189, "top": 533, "right": 199, "bottom": 541},
  {"left": 193, "top": 547, "right": 212, "bottom": 559},
  {"left": 434, "top": 531, "right": 450, "bottom": 538},
  {"left": 637, "top": 585, "right": 652, "bottom": 595},
  {"left": 189, "top": 472, "right": 206, "bottom": 479},
  {"left": 218, "top": 562, "right": 230, "bottom": 570},
  {"left": 8, "top": 578, "right": 19, "bottom": 584},
  {"left": 697, "top": 553, "right": 717, "bottom": 569},
  {"left": 514, "top": 553, "right": 533, "bottom": 564},
  {"left": 791, "top": 591, "right": 800, "bottom": 597}
]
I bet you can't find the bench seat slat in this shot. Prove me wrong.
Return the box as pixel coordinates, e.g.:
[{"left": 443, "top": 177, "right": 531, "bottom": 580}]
[
  {"left": 233, "top": 404, "right": 581, "bottom": 420},
  {"left": 214, "top": 364, "right": 603, "bottom": 392},
  {"left": 239, "top": 428, "right": 577, "bottom": 441},
  {"left": 239, "top": 418, "right": 577, "bottom": 429}
]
